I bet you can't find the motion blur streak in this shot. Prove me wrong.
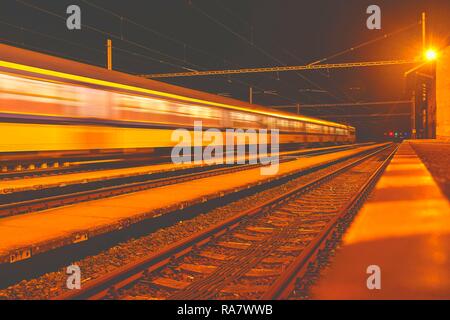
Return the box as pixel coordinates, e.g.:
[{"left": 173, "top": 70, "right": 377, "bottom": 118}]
[{"left": 0, "top": 44, "right": 354, "bottom": 160}]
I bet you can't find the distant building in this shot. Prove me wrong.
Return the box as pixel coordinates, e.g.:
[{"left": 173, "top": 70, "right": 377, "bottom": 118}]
[{"left": 436, "top": 46, "right": 450, "bottom": 140}]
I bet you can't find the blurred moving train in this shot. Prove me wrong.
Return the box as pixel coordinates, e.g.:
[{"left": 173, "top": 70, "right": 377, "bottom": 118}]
[{"left": 0, "top": 44, "right": 355, "bottom": 166}]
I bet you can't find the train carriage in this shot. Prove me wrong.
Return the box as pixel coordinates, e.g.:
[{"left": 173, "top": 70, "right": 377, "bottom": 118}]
[{"left": 0, "top": 44, "right": 355, "bottom": 165}]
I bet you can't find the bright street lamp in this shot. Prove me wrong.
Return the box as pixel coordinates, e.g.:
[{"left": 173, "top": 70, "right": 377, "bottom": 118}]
[{"left": 424, "top": 49, "right": 438, "bottom": 61}]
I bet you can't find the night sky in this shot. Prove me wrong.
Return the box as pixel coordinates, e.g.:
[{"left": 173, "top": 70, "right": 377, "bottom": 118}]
[{"left": 1, "top": 0, "right": 449, "bottom": 139}]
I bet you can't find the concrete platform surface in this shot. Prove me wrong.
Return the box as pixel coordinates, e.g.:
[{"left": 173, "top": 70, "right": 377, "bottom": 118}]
[
  {"left": 409, "top": 139, "right": 450, "bottom": 199},
  {"left": 311, "top": 141, "right": 450, "bottom": 300},
  {"left": 0, "top": 143, "right": 383, "bottom": 263}
]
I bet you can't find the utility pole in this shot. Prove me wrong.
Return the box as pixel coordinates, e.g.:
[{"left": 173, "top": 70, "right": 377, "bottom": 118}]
[
  {"left": 249, "top": 86, "right": 253, "bottom": 104},
  {"left": 296, "top": 103, "right": 300, "bottom": 114},
  {"left": 411, "top": 12, "right": 426, "bottom": 140},
  {"left": 408, "top": 12, "right": 426, "bottom": 140},
  {"left": 411, "top": 90, "right": 416, "bottom": 139},
  {"left": 422, "top": 12, "right": 426, "bottom": 52},
  {"left": 107, "top": 39, "right": 112, "bottom": 70}
]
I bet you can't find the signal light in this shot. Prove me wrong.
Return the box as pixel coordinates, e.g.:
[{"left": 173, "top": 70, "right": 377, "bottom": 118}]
[{"left": 389, "top": 131, "right": 394, "bottom": 137}]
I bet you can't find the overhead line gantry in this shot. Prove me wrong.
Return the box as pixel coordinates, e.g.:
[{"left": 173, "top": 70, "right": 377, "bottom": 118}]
[{"left": 141, "top": 59, "right": 418, "bottom": 79}]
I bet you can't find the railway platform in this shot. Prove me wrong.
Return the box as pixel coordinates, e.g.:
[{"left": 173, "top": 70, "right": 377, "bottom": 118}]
[
  {"left": 310, "top": 140, "right": 450, "bottom": 299},
  {"left": 0, "top": 144, "right": 382, "bottom": 264}
]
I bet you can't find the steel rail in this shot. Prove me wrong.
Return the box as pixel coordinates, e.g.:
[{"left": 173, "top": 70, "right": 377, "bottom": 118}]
[
  {"left": 0, "top": 162, "right": 262, "bottom": 218},
  {"left": 0, "top": 159, "right": 159, "bottom": 180},
  {"left": 0, "top": 144, "right": 362, "bottom": 180},
  {"left": 262, "top": 144, "right": 398, "bottom": 299}
]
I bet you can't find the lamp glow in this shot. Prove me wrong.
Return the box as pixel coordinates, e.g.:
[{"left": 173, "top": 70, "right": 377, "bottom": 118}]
[{"left": 425, "top": 49, "right": 438, "bottom": 61}]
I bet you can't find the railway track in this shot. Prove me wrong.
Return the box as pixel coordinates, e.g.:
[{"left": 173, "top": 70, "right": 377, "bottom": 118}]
[
  {"left": 0, "top": 144, "right": 361, "bottom": 180},
  {"left": 0, "top": 161, "right": 260, "bottom": 218},
  {"left": 0, "top": 157, "right": 167, "bottom": 180},
  {"left": 0, "top": 144, "right": 369, "bottom": 218},
  {"left": 53, "top": 143, "right": 396, "bottom": 300}
]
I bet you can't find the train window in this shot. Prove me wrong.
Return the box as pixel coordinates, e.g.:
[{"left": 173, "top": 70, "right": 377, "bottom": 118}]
[
  {"left": 306, "top": 123, "right": 321, "bottom": 133},
  {"left": 190, "top": 104, "right": 221, "bottom": 119},
  {"left": 277, "top": 119, "right": 289, "bottom": 129},
  {"left": 230, "top": 111, "right": 257, "bottom": 122},
  {"left": 116, "top": 95, "right": 167, "bottom": 114},
  {"left": 260, "top": 116, "right": 268, "bottom": 127},
  {"left": 289, "top": 121, "right": 297, "bottom": 129},
  {"left": 297, "top": 121, "right": 305, "bottom": 132},
  {"left": 115, "top": 93, "right": 222, "bottom": 121},
  {"left": 267, "top": 117, "right": 277, "bottom": 129},
  {"left": 0, "top": 73, "right": 81, "bottom": 108}
]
